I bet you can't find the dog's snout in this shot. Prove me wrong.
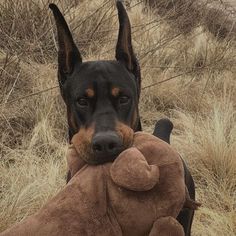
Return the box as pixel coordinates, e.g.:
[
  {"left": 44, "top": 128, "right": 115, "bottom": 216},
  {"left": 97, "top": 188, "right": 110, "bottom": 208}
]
[{"left": 92, "top": 132, "right": 122, "bottom": 158}]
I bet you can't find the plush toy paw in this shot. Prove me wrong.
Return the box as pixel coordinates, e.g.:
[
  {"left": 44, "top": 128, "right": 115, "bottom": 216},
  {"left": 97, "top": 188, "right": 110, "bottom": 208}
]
[
  {"left": 149, "top": 217, "right": 184, "bottom": 236},
  {"left": 110, "top": 147, "right": 160, "bottom": 191}
]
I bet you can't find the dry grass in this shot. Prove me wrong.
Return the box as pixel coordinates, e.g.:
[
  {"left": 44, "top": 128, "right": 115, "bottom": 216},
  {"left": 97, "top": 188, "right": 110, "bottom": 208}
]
[
  {"left": 172, "top": 90, "right": 236, "bottom": 235},
  {"left": 0, "top": 0, "right": 236, "bottom": 235}
]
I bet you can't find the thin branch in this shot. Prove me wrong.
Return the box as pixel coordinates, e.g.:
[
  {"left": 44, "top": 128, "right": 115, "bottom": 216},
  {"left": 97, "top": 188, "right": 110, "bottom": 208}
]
[
  {"left": 3, "top": 69, "right": 21, "bottom": 104},
  {"left": 142, "top": 70, "right": 194, "bottom": 90},
  {"left": 2, "top": 85, "right": 59, "bottom": 106}
]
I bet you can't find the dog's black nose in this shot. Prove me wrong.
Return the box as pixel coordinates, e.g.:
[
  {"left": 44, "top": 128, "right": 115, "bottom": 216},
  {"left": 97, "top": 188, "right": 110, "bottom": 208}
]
[{"left": 92, "top": 132, "right": 122, "bottom": 158}]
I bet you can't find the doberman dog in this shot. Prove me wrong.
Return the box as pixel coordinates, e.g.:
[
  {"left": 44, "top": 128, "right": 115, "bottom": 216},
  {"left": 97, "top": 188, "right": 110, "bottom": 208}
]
[{"left": 49, "top": 1, "right": 196, "bottom": 235}]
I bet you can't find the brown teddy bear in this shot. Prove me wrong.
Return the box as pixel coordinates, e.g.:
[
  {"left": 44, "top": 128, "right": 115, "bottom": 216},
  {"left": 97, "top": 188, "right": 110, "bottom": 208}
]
[
  {"left": 67, "top": 131, "right": 200, "bottom": 236},
  {"left": 0, "top": 131, "right": 199, "bottom": 236}
]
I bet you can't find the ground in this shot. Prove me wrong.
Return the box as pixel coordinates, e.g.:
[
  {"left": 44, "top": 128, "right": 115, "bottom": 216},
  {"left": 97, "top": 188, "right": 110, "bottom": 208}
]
[{"left": 0, "top": 0, "right": 235, "bottom": 235}]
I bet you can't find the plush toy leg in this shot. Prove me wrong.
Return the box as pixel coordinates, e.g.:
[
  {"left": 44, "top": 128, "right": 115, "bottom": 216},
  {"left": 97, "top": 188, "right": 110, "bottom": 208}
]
[{"left": 149, "top": 217, "right": 184, "bottom": 236}]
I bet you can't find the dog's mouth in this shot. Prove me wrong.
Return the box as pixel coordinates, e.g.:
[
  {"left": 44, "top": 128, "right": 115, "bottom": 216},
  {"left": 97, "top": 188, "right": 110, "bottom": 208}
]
[
  {"left": 85, "top": 150, "right": 124, "bottom": 165},
  {"left": 72, "top": 125, "right": 134, "bottom": 165},
  {"left": 73, "top": 145, "right": 125, "bottom": 165},
  {"left": 81, "top": 138, "right": 129, "bottom": 165}
]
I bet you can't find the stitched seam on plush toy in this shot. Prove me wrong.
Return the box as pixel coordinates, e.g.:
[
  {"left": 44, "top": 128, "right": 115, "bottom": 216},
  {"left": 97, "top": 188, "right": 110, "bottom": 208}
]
[{"left": 103, "top": 165, "right": 122, "bottom": 235}]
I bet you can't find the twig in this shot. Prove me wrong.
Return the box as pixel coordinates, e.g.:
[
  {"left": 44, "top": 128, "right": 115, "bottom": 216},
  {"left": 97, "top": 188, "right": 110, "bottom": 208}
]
[
  {"left": 72, "top": 0, "right": 111, "bottom": 32},
  {"left": 141, "top": 70, "right": 194, "bottom": 90},
  {"left": 3, "top": 69, "right": 21, "bottom": 104},
  {"left": 2, "top": 85, "right": 59, "bottom": 106}
]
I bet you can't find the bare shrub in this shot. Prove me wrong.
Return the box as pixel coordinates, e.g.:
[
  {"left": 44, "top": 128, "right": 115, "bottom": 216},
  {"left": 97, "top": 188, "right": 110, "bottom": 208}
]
[{"left": 143, "top": 0, "right": 236, "bottom": 39}]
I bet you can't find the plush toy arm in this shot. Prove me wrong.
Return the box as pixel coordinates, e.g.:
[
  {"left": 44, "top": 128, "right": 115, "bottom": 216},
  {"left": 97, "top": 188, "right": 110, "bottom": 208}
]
[
  {"left": 110, "top": 147, "right": 160, "bottom": 191},
  {"left": 66, "top": 144, "right": 86, "bottom": 178}
]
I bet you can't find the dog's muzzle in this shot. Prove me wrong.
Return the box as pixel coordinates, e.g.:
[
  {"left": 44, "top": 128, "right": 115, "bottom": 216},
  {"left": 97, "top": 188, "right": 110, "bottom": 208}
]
[{"left": 91, "top": 131, "right": 123, "bottom": 163}]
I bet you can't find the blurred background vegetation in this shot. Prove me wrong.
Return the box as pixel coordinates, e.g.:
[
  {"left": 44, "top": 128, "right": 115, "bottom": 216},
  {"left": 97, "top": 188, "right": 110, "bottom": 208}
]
[{"left": 0, "top": 0, "right": 235, "bottom": 235}]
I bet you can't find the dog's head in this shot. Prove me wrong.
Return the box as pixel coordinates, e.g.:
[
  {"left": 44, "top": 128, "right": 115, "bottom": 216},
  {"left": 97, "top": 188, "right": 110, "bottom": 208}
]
[{"left": 49, "top": 1, "right": 141, "bottom": 164}]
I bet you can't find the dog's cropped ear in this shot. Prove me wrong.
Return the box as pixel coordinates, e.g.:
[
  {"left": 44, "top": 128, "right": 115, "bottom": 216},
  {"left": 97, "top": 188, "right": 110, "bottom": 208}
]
[
  {"left": 49, "top": 4, "right": 82, "bottom": 86},
  {"left": 115, "top": 1, "right": 141, "bottom": 92}
]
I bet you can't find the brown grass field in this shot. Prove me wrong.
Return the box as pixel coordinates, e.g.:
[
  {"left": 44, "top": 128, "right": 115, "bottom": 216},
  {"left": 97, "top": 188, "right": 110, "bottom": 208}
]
[{"left": 0, "top": 0, "right": 236, "bottom": 235}]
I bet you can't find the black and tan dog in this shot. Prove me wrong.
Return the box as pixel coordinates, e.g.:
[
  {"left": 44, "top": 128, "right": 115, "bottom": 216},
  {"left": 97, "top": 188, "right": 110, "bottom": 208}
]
[{"left": 49, "top": 1, "right": 196, "bottom": 235}]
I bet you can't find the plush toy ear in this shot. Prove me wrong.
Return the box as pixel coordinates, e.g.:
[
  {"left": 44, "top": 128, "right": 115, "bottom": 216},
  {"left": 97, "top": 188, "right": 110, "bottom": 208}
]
[{"left": 110, "top": 147, "right": 160, "bottom": 191}]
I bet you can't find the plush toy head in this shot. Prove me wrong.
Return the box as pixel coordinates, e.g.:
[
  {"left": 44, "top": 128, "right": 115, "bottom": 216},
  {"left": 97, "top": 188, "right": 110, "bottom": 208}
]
[{"left": 66, "top": 131, "right": 200, "bottom": 236}]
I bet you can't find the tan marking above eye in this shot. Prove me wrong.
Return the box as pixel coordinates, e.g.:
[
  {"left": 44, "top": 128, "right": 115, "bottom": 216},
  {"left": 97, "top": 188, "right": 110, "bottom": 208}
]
[
  {"left": 111, "top": 87, "right": 120, "bottom": 97},
  {"left": 86, "top": 88, "right": 95, "bottom": 98}
]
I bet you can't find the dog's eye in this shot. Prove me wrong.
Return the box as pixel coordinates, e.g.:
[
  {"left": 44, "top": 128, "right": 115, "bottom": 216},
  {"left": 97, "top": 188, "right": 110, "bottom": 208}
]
[
  {"left": 119, "top": 96, "right": 130, "bottom": 105},
  {"left": 77, "top": 98, "right": 89, "bottom": 107}
]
